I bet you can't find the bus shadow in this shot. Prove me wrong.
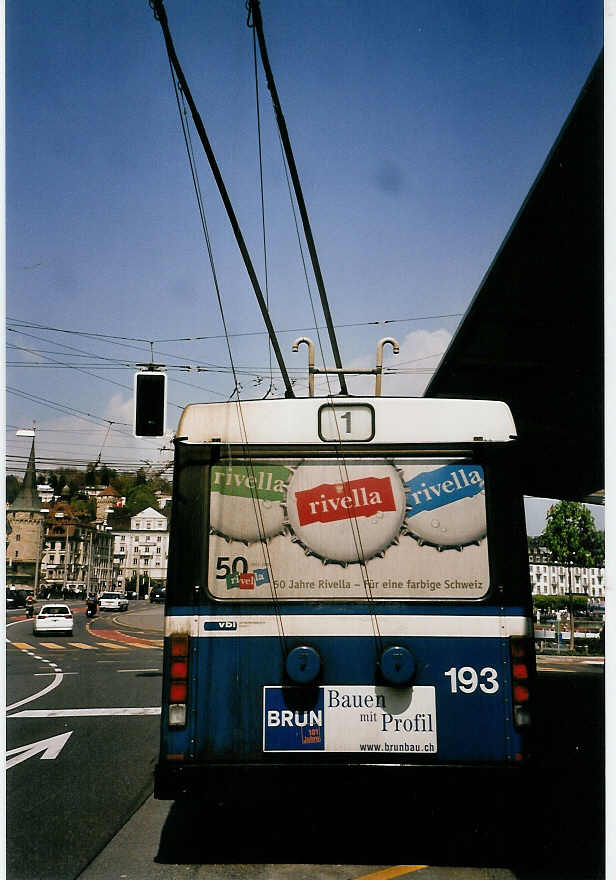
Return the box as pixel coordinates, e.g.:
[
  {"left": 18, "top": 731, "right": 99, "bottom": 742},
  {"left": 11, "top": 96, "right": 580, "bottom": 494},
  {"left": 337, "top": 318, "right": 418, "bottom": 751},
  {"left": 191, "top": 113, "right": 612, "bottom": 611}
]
[{"left": 155, "top": 671, "right": 604, "bottom": 878}]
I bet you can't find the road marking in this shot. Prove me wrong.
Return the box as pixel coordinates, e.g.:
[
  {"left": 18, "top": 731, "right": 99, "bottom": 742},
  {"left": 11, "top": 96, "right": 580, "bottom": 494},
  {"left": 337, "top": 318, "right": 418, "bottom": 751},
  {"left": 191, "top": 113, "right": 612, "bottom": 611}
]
[
  {"left": 72, "top": 642, "right": 97, "bottom": 650},
  {"left": 95, "top": 642, "right": 130, "bottom": 650},
  {"left": 6, "top": 731, "right": 73, "bottom": 769},
  {"left": 6, "top": 672, "right": 64, "bottom": 713},
  {"left": 38, "top": 642, "right": 66, "bottom": 649},
  {"left": 9, "top": 707, "right": 162, "bottom": 718},
  {"left": 35, "top": 672, "right": 78, "bottom": 676},
  {"left": 117, "top": 668, "right": 160, "bottom": 673},
  {"left": 90, "top": 627, "right": 162, "bottom": 649},
  {"left": 10, "top": 642, "right": 35, "bottom": 651},
  {"left": 354, "top": 868, "right": 428, "bottom": 880}
]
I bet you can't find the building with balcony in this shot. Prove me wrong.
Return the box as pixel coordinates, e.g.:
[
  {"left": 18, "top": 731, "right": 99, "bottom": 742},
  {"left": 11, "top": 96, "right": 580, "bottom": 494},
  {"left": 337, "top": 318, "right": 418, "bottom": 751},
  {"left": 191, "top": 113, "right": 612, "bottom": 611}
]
[
  {"left": 528, "top": 540, "right": 605, "bottom": 604},
  {"left": 528, "top": 560, "right": 605, "bottom": 602},
  {"left": 112, "top": 507, "right": 169, "bottom": 595},
  {"left": 41, "top": 501, "right": 114, "bottom": 594}
]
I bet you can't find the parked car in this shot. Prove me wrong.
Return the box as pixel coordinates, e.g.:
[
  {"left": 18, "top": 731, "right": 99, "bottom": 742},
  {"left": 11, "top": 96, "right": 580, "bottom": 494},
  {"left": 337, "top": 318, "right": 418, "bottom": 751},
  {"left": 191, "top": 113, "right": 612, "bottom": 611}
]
[
  {"left": 149, "top": 587, "right": 166, "bottom": 604},
  {"left": 99, "top": 591, "right": 129, "bottom": 612},
  {"left": 33, "top": 604, "right": 73, "bottom": 636}
]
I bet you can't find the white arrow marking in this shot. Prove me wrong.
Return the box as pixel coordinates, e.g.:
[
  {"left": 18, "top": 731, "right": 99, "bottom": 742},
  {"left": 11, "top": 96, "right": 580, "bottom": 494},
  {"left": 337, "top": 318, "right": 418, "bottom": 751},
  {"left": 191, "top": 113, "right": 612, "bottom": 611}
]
[{"left": 6, "top": 731, "right": 73, "bottom": 769}]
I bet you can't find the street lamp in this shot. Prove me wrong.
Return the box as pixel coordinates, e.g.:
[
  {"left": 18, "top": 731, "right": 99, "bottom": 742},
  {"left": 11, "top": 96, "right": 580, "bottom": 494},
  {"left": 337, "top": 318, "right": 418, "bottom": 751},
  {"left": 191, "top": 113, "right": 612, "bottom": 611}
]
[{"left": 564, "top": 516, "right": 576, "bottom": 654}]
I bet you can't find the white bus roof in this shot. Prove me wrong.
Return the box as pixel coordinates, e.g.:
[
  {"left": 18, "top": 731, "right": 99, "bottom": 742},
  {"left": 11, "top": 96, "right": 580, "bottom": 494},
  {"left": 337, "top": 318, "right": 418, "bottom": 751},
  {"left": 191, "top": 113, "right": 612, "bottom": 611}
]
[{"left": 176, "top": 397, "right": 516, "bottom": 445}]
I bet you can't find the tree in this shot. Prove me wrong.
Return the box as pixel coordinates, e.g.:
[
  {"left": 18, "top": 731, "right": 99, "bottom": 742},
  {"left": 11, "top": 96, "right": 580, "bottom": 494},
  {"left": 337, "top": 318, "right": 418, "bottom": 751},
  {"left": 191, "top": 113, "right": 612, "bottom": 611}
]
[
  {"left": 6, "top": 475, "right": 20, "bottom": 504},
  {"left": 71, "top": 498, "right": 97, "bottom": 520},
  {"left": 541, "top": 500, "right": 604, "bottom": 653},
  {"left": 49, "top": 472, "right": 63, "bottom": 494},
  {"left": 99, "top": 465, "right": 117, "bottom": 486},
  {"left": 124, "top": 485, "right": 159, "bottom": 518},
  {"left": 541, "top": 501, "right": 604, "bottom": 568}
]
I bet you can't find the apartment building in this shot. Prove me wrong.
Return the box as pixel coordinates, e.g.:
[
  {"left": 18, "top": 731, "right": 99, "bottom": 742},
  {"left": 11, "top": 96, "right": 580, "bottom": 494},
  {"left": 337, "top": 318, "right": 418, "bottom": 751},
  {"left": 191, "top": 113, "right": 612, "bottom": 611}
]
[
  {"left": 112, "top": 506, "right": 169, "bottom": 594},
  {"left": 528, "top": 541, "right": 605, "bottom": 602}
]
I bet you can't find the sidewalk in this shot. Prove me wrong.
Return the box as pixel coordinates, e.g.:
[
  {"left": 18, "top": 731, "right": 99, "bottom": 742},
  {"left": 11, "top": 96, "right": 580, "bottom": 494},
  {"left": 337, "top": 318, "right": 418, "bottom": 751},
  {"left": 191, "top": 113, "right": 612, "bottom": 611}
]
[{"left": 78, "top": 795, "right": 173, "bottom": 879}]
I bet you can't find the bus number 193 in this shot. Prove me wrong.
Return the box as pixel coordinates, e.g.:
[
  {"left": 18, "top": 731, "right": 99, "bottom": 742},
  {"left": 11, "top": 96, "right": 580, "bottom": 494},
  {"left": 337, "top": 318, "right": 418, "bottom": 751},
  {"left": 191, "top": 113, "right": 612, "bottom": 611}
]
[{"left": 444, "top": 666, "right": 499, "bottom": 694}]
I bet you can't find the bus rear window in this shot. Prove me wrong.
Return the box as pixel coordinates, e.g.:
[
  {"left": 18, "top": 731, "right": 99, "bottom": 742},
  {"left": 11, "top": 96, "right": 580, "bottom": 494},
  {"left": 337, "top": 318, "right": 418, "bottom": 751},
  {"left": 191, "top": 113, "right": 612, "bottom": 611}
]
[{"left": 207, "top": 458, "right": 490, "bottom": 601}]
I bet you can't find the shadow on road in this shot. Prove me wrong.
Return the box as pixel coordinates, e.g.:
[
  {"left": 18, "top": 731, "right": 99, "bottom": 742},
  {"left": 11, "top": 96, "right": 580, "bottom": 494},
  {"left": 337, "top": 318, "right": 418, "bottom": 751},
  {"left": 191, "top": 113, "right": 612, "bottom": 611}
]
[{"left": 155, "top": 670, "right": 604, "bottom": 879}]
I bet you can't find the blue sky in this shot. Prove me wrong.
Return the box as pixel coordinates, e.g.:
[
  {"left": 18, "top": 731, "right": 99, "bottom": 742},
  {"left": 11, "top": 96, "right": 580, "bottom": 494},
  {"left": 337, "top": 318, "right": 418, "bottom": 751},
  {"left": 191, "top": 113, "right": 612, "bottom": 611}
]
[{"left": 5, "top": 0, "right": 604, "bottom": 534}]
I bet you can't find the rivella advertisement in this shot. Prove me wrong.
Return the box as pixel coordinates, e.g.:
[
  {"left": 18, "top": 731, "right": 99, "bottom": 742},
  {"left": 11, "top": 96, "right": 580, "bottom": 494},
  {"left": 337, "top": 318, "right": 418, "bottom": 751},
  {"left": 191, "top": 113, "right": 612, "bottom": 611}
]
[{"left": 208, "top": 458, "right": 489, "bottom": 600}]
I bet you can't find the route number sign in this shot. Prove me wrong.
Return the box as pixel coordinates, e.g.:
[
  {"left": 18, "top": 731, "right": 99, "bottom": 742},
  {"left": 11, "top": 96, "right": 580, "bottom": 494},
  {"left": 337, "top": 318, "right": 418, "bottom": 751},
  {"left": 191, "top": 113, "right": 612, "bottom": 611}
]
[{"left": 318, "top": 404, "right": 375, "bottom": 442}]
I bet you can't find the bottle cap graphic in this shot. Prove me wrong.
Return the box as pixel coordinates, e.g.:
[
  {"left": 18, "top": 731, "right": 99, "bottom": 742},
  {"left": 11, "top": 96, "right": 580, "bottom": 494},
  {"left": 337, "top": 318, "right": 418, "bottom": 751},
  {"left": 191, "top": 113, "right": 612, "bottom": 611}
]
[
  {"left": 209, "top": 462, "right": 291, "bottom": 543},
  {"left": 404, "top": 463, "right": 486, "bottom": 550},
  {"left": 286, "top": 463, "right": 406, "bottom": 564}
]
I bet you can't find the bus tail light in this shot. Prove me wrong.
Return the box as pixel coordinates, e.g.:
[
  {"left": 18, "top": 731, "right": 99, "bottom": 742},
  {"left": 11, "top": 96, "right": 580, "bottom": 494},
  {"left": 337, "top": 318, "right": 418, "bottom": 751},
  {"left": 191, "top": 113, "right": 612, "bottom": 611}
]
[
  {"left": 510, "top": 637, "right": 532, "bottom": 729},
  {"left": 168, "top": 635, "right": 189, "bottom": 728}
]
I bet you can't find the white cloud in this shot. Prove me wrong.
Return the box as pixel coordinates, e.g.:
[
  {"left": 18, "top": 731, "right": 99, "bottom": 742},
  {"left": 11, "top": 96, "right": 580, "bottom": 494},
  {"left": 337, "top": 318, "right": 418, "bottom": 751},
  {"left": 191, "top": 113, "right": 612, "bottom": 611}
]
[
  {"left": 306, "top": 328, "right": 451, "bottom": 397},
  {"left": 10, "top": 393, "right": 174, "bottom": 478}
]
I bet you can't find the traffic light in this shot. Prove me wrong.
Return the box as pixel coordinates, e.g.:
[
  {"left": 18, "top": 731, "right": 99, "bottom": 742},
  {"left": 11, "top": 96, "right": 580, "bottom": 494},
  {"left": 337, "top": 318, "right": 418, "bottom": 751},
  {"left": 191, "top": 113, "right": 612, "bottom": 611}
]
[{"left": 134, "top": 371, "right": 167, "bottom": 437}]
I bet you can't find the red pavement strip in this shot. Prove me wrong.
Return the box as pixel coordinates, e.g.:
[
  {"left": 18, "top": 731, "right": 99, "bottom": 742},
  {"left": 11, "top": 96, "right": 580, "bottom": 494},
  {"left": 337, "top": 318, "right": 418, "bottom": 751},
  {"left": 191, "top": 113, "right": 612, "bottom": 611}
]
[{"left": 89, "top": 628, "right": 162, "bottom": 649}]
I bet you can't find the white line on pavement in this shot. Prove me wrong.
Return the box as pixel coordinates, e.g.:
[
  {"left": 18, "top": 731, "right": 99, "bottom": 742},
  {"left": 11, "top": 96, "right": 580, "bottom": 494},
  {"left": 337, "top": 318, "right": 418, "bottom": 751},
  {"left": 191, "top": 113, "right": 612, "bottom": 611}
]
[
  {"left": 6, "top": 672, "right": 64, "bottom": 713},
  {"left": 9, "top": 707, "right": 162, "bottom": 718}
]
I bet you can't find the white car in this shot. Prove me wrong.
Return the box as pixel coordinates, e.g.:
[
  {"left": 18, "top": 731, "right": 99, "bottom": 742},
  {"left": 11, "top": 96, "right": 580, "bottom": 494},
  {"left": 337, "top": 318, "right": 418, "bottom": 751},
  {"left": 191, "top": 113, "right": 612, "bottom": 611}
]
[
  {"left": 99, "top": 591, "right": 129, "bottom": 612},
  {"left": 33, "top": 604, "right": 73, "bottom": 636}
]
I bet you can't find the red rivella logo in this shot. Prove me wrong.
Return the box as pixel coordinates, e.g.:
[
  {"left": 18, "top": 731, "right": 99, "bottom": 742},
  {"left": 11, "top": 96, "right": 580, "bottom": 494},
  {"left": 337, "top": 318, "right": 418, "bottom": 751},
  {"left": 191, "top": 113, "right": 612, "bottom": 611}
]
[{"left": 295, "top": 476, "right": 396, "bottom": 526}]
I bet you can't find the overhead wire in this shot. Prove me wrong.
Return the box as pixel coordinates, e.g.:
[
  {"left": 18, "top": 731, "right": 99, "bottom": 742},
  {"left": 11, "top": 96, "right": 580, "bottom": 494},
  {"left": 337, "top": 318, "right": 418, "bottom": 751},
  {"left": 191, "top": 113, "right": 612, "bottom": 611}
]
[
  {"left": 8, "top": 311, "right": 462, "bottom": 345},
  {"left": 150, "top": 0, "right": 295, "bottom": 398},
  {"left": 151, "top": 0, "right": 289, "bottom": 655},
  {"left": 248, "top": 0, "right": 347, "bottom": 394},
  {"left": 263, "top": 22, "right": 383, "bottom": 654},
  {"left": 252, "top": 21, "right": 274, "bottom": 397}
]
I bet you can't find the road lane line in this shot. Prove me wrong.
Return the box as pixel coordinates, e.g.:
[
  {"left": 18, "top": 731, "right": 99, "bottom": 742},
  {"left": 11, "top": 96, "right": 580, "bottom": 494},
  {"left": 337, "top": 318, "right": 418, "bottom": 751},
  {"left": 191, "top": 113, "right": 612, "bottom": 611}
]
[
  {"left": 71, "top": 642, "right": 96, "bottom": 650},
  {"left": 95, "top": 642, "right": 130, "bottom": 650},
  {"left": 9, "top": 707, "right": 162, "bottom": 717},
  {"left": 117, "top": 668, "right": 160, "bottom": 673},
  {"left": 354, "top": 868, "right": 428, "bottom": 880},
  {"left": 38, "top": 642, "right": 65, "bottom": 649},
  {"left": 6, "top": 672, "right": 64, "bottom": 713},
  {"left": 10, "top": 643, "right": 36, "bottom": 651},
  {"left": 35, "top": 672, "right": 78, "bottom": 676}
]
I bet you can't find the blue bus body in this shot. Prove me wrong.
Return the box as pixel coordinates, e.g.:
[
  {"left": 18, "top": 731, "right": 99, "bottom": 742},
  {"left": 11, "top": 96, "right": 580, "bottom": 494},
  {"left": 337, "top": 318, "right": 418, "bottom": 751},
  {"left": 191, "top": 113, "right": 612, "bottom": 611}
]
[{"left": 155, "top": 398, "right": 534, "bottom": 800}]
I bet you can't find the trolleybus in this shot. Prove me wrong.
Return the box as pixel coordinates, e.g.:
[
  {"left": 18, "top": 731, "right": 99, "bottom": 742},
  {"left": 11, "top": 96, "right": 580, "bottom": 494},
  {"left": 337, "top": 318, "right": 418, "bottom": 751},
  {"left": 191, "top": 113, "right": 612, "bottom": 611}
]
[{"left": 154, "top": 392, "right": 534, "bottom": 800}]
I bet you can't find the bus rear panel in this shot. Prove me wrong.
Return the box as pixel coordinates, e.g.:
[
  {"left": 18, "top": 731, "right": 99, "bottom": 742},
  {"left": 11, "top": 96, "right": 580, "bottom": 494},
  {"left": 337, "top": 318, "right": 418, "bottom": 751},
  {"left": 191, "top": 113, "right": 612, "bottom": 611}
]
[{"left": 155, "top": 398, "right": 534, "bottom": 800}]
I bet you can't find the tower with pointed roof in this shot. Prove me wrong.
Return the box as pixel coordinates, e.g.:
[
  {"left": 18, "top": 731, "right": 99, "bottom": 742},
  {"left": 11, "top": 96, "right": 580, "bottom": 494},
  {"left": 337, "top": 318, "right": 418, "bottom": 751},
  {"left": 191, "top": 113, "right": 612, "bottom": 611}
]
[{"left": 6, "top": 438, "right": 46, "bottom": 587}]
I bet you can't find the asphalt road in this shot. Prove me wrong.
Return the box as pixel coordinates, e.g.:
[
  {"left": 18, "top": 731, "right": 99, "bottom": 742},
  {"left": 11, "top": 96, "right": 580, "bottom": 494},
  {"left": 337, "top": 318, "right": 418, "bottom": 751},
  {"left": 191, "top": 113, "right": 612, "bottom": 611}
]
[
  {"left": 82, "top": 657, "right": 605, "bottom": 880},
  {"left": 6, "top": 605, "right": 605, "bottom": 880},
  {"left": 6, "top": 601, "right": 163, "bottom": 880}
]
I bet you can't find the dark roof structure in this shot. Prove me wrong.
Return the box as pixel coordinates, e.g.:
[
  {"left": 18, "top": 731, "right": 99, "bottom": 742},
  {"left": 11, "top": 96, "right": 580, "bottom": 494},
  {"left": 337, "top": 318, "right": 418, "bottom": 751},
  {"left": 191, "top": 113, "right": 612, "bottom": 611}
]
[
  {"left": 10, "top": 438, "right": 44, "bottom": 513},
  {"left": 425, "top": 53, "right": 603, "bottom": 502}
]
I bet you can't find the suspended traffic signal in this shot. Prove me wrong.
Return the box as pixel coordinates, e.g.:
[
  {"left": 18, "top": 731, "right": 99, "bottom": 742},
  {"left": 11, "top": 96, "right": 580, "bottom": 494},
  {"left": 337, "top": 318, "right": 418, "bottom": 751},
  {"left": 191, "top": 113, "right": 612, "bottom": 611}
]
[{"left": 134, "top": 370, "right": 167, "bottom": 437}]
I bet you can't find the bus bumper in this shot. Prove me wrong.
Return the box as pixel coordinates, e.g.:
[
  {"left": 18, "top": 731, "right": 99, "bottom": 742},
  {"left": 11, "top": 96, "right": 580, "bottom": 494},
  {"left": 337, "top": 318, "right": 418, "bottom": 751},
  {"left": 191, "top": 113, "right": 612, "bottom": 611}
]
[{"left": 154, "top": 759, "right": 530, "bottom": 802}]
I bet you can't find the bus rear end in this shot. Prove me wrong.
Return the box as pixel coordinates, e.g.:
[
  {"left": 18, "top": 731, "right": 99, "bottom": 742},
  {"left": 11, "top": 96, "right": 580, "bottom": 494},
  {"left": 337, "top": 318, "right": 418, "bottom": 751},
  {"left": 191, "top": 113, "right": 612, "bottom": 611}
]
[{"left": 155, "top": 397, "right": 534, "bottom": 800}]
